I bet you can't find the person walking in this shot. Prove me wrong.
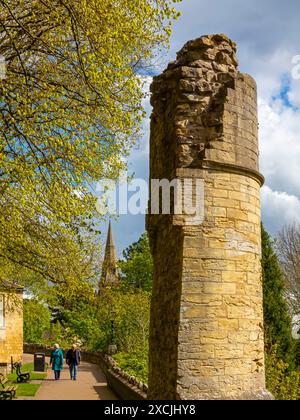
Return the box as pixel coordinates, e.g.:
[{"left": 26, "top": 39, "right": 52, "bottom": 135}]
[
  {"left": 66, "top": 344, "right": 81, "bottom": 381},
  {"left": 50, "top": 344, "right": 64, "bottom": 380}
]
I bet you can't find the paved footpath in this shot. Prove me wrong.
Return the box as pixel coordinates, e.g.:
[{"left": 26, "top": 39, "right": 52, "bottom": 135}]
[{"left": 23, "top": 354, "right": 118, "bottom": 400}]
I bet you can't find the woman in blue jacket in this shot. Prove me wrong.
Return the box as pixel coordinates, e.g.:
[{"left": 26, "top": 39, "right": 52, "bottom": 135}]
[{"left": 50, "top": 344, "right": 64, "bottom": 380}]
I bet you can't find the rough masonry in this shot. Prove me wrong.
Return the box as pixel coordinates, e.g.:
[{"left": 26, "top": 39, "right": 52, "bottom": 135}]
[{"left": 147, "top": 34, "right": 272, "bottom": 400}]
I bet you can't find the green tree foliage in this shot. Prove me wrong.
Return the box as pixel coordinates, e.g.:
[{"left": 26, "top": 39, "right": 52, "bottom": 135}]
[
  {"left": 119, "top": 233, "right": 153, "bottom": 292},
  {"left": 23, "top": 299, "right": 51, "bottom": 343},
  {"left": 296, "top": 339, "right": 300, "bottom": 367},
  {"left": 262, "top": 225, "right": 300, "bottom": 399},
  {"left": 114, "top": 352, "right": 148, "bottom": 383},
  {"left": 0, "top": 0, "right": 181, "bottom": 295},
  {"left": 45, "top": 289, "right": 151, "bottom": 356},
  {"left": 266, "top": 346, "right": 300, "bottom": 400},
  {"left": 262, "top": 225, "right": 296, "bottom": 368},
  {"left": 38, "top": 287, "right": 151, "bottom": 382}
]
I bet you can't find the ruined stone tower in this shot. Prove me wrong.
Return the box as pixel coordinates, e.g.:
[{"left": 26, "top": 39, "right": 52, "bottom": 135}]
[{"left": 147, "top": 34, "right": 272, "bottom": 400}]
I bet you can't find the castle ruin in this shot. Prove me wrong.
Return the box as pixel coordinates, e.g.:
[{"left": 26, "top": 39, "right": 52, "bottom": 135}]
[{"left": 147, "top": 34, "right": 272, "bottom": 400}]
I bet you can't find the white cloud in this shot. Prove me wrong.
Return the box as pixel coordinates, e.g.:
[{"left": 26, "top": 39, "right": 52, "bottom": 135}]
[
  {"left": 261, "top": 186, "right": 300, "bottom": 234},
  {"left": 258, "top": 98, "right": 300, "bottom": 198},
  {"left": 248, "top": 49, "right": 294, "bottom": 100}
]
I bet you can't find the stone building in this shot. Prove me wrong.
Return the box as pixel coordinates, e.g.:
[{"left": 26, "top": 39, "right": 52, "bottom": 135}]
[
  {"left": 147, "top": 34, "right": 272, "bottom": 399},
  {"left": 100, "top": 222, "right": 120, "bottom": 289},
  {"left": 0, "top": 287, "right": 23, "bottom": 374}
]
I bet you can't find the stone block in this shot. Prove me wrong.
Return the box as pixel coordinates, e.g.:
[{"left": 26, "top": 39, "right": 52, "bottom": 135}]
[
  {"left": 203, "top": 282, "right": 236, "bottom": 295},
  {"left": 222, "top": 271, "right": 247, "bottom": 283},
  {"left": 215, "top": 343, "right": 244, "bottom": 359},
  {"left": 227, "top": 208, "right": 249, "bottom": 222},
  {"left": 210, "top": 207, "right": 227, "bottom": 217}
]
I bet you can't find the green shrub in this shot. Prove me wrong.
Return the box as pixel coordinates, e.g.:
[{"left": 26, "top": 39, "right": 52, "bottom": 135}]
[
  {"left": 114, "top": 352, "right": 148, "bottom": 383},
  {"left": 262, "top": 226, "right": 296, "bottom": 369},
  {"left": 266, "top": 347, "right": 300, "bottom": 400}
]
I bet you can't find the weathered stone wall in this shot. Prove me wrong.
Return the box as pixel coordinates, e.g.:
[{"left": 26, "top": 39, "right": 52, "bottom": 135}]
[
  {"left": 147, "top": 34, "right": 272, "bottom": 400},
  {"left": 0, "top": 291, "right": 23, "bottom": 374}
]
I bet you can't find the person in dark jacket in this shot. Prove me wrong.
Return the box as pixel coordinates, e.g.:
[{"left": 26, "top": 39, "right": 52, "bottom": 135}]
[{"left": 66, "top": 344, "right": 81, "bottom": 380}]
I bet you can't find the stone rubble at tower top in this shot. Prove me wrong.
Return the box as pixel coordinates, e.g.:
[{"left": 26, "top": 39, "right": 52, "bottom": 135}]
[
  {"left": 173, "top": 34, "right": 238, "bottom": 71},
  {"left": 150, "top": 34, "right": 241, "bottom": 103},
  {"left": 150, "top": 34, "right": 259, "bottom": 173}
]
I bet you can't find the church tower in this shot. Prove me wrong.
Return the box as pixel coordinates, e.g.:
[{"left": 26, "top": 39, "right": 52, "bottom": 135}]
[{"left": 100, "top": 221, "right": 120, "bottom": 288}]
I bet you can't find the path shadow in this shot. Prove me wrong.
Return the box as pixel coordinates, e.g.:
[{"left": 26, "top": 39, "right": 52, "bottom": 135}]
[
  {"left": 79, "top": 364, "right": 107, "bottom": 383},
  {"left": 93, "top": 385, "right": 118, "bottom": 400}
]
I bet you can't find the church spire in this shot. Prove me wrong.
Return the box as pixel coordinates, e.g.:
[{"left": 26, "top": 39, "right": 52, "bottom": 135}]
[{"left": 100, "top": 221, "right": 119, "bottom": 288}]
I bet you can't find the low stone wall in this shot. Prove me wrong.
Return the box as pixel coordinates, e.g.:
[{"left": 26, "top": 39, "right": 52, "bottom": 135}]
[{"left": 24, "top": 343, "right": 147, "bottom": 400}]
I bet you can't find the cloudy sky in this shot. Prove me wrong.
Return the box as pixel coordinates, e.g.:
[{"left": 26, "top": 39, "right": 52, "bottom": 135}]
[{"left": 103, "top": 0, "right": 300, "bottom": 255}]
